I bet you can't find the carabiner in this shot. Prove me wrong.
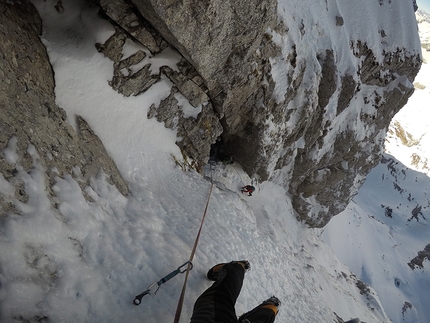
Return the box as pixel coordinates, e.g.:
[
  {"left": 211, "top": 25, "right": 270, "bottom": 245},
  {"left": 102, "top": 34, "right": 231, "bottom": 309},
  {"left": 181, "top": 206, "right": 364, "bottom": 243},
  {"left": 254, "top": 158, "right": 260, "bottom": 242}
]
[
  {"left": 133, "top": 282, "right": 158, "bottom": 305},
  {"left": 133, "top": 261, "right": 193, "bottom": 305}
]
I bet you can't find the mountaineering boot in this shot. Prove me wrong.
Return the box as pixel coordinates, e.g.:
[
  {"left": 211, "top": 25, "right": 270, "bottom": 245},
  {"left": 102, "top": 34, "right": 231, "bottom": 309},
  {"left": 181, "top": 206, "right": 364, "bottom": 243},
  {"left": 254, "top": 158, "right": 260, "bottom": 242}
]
[
  {"left": 237, "top": 296, "right": 281, "bottom": 323},
  {"left": 260, "top": 295, "right": 281, "bottom": 309},
  {"left": 206, "top": 260, "right": 251, "bottom": 281}
]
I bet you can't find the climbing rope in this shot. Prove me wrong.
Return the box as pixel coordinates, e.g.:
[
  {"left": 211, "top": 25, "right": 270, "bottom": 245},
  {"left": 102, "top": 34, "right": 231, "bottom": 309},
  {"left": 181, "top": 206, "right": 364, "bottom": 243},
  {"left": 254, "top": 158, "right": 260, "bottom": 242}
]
[{"left": 173, "top": 165, "right": 214, "bottom": 323}]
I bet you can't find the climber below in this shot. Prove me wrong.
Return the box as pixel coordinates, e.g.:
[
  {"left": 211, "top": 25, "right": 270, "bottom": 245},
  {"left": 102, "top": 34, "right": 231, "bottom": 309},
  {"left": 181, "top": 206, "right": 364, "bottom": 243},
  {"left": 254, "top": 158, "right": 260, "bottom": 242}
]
[{"left": 241, "top": 185, "right": 255, "bottom": 196}]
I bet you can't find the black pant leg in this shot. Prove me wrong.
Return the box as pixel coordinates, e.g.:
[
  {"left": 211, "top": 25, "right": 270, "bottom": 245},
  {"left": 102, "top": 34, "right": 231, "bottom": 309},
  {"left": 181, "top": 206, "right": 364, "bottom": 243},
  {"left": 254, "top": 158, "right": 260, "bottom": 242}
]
[
  {"left": 190, "top": 263, "right": 245, "bottom": 323},
  {"left": 238, "top": 307, "right": 276, "bottom": 323}
]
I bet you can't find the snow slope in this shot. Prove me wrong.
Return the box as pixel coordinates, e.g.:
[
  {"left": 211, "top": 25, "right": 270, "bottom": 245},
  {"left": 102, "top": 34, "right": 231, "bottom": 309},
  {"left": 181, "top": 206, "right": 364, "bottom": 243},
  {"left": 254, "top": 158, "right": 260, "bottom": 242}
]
[
  {"left": 0, "top": 1, "right": 425, "bottom": 323},
  {"left": 323, "top": 156, "right": 430, "bottom": 323}
]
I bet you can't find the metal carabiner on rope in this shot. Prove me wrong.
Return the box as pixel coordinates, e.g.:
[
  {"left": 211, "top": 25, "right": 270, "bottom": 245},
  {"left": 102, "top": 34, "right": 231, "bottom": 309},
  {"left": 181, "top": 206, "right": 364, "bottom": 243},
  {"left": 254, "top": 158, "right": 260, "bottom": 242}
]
[{"left": 133, "top": 261, "right": 193, "bottom": 305}]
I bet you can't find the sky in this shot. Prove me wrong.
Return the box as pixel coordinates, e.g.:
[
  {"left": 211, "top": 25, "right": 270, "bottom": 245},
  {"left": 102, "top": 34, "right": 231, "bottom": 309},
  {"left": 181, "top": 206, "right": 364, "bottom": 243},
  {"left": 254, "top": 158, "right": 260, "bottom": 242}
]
[
  {"left": 0, "top": 0, "right": 428, "bottom": 322},
  {"left": 418, "top": 0, "right": 430, "bottom": 13}
]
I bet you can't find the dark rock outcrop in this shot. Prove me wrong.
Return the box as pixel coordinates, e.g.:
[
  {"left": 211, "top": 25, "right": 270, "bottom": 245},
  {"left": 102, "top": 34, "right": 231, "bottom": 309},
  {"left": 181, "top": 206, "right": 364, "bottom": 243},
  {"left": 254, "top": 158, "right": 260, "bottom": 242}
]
[
  {"left": 408, "top": 244, "right": 430, "bottom": 269},
  {"left": 0, "top": 0, "right": 129, "bottom": 216},
  {"left": 94, "top": 18, "right": 223, "bottom": 168},
  {"left": 147, "top": 86, "right": 223, "bottom": 169}
]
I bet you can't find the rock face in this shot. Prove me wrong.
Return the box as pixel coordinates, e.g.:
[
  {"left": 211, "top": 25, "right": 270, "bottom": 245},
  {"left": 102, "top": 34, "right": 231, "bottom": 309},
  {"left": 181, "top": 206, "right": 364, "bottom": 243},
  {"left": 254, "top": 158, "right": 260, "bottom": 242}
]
[
  {"left": 408, "top": 244, "right": 430, "bottom": 269},
  {"left": 1, "top": 0, "right": 421, "bottom": 228},
  {"left": 121, "top": 0, "right": 280, "bottom": 173},
  {"left": 95, "top": 0, "right": 421, "bottom": 227},
  {"left": 0, "top": 0, "right": 129, "bottom": 216}
]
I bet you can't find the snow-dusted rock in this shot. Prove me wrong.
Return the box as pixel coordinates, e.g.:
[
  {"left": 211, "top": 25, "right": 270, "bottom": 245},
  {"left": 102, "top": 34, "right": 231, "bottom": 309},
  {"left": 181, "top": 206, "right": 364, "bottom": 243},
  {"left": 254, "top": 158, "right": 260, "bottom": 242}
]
[
  {"left": 1, "top": 1, "right": 426, "bottom": 322},
  {"left": 0, "top": 0, "right": 129, "bottom": 206},
  {"left": 1, "top": 0, "right": 421, "bottom": 227},
  {"left": 98, "top": 0, "right": 421, "bottom": 227}
]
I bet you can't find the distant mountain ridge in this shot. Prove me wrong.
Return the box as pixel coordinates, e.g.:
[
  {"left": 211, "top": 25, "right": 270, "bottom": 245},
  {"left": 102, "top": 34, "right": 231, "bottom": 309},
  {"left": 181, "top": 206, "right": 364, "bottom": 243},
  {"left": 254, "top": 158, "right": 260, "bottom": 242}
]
[
  {"left": 416, "top": 9, "right": 430, "bottom": 23},
  {"left": 417, "top": 10, "right": 430, "bottom": 55}
]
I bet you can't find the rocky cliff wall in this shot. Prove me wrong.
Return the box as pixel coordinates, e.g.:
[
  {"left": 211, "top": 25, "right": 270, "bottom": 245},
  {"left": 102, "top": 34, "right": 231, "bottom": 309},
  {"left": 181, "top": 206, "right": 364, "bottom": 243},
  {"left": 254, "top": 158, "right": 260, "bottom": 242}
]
[
  {"left": 0, "top": 0, "right": 129, "bottom": 216},
  {"left": 1, "top": 0, "right": 421, "bottom": 228},
  {"left": 94, "top": 0, "right": 421, "bottom": 227}
]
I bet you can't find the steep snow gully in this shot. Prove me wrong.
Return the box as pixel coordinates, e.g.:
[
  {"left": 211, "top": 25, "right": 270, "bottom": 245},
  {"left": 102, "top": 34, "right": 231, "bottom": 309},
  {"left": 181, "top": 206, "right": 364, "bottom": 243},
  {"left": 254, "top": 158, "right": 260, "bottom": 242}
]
[{"left": 1, "top": 1, "right": 429, "bottom": 323}]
